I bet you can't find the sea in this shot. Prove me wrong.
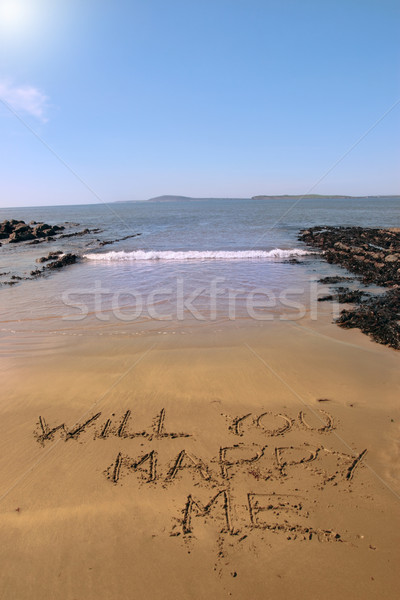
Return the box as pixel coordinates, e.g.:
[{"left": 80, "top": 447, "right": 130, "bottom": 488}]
[{"left": 0, "top": 197, "right": 399, "bottom": 339}]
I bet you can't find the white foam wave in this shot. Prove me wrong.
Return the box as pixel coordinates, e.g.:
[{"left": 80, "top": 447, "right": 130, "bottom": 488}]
[{"left": 83, "top": 248, "right": 312, "bottom": 262}]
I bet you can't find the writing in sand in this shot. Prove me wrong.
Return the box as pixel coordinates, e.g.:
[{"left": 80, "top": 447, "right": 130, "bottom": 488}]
[{"left": 34, "top": 406, "right": 367, "bottom": 546}]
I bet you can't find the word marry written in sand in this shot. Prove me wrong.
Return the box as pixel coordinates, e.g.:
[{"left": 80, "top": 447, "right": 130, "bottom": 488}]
[
  {"left": 34, "top": 407, "right": 335, "bottom": 446},
  {"left": 106, "top": 443, "right": 366, "bottom": 486}
]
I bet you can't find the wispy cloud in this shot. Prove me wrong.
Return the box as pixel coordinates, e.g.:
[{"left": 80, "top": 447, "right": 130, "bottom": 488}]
[{"left": 0, "top": 80, "right": 49, "bottom": 122}]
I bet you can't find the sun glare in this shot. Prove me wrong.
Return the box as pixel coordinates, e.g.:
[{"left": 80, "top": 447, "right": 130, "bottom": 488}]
[{"left": 0, "top": 1, "right": 30, "bottom": 31}]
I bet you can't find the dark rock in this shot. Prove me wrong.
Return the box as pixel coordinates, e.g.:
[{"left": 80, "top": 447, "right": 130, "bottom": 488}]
[
  {"left": 0, "top": 221, "right": 12, "bottom": 238},
  {"left": 98, "top": 233, "right": 141, "bottom": 246},
  {"left": 337, "top": 289, "right": 400, "bottom": 350},
  {"left": 318, "top": 288, "right": 368, "bottom": 303},
  {"left": 59, "top": 228, "right": 97, "bottom": 239},
  {"left": 283, "top": 257, "right": 303, "bottom": 264},
  {"left": 14, "top": 223, "right": 30, "bottom": 233},
  {"left": 33, "top": 223, "right": 55, "bottom": 237},
  {"left": 30, "top": 269, "right": 43, "bottom": 277},
  {"left": 318, "top": 276, "right": 354, "bottom": 284},
  {"left": 0, "top": 219, "right": 65, "bottom": 244},
  {"left": 0, "top": 220, "right": 25, "bottom": 238},
  {"left": 299, "top": 226, "right": 400, "bottom": 286},
  {"left": 300, "top": 226, "right": 400, "bottom": 349},
  {"left": 9, "top": 229, "right": 35, "bottom": 243},
  {"left": 46, "top": 253, "right": 77, "bottom": 270},
  {"left": 36, "top": 251, "right": 63, "bottom": 263}
]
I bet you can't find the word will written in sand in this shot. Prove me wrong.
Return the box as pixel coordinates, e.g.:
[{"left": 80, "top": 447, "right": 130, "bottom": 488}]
[{"left": 33, "top": 407, "right": 368, "bottom": 546}]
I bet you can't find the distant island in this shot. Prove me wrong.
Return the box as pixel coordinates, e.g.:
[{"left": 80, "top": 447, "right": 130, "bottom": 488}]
[
  {"left": 146, "top": 195, "right": 248, "bottom": 202},
  {"left": 252, "top": 194, "right": 400, "bottom": 200},
  {"left": 115, "top": 194, "right": 400, "bottom": 203},
  {"left": 147, "top": 194, "right": 400, "bottom": 202},
  {"left": 147, "top": 195, "right": 199, "bottom": 202}
]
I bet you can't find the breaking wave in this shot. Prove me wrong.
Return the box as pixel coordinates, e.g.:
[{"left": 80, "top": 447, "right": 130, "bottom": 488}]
[{"left": 83, "top": 248, "right": 313, "bottom": 261}]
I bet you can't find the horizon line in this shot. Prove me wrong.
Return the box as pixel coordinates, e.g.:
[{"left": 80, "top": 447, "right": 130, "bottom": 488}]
[{"left": 1, "top": 193, "right": 400, "bottom": 210}]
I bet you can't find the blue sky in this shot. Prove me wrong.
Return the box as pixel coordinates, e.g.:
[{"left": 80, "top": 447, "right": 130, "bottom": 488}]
[{"left": 0, "top": 0, "right": 399, "bottom": 206}]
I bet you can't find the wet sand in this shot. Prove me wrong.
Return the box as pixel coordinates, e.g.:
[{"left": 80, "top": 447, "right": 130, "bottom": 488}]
[{"left": 0, "top": 311, "right": 399, "bottom": 599}]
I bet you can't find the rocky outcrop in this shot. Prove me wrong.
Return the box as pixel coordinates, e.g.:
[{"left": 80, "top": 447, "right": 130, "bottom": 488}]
[
  {"left": 98, "top": 233, "right": 141, "bottom": 246},
  {"left": 337, "top": 288, "right": 400, "bottom": 349},
  {"left": 1, "top": 218, "right": 141, "bottom": 287},
  {"left": 59, "top": 228, "right": 102, "bottom": 239},
  {"left": 45, "top": 253, "right": 77, "bottom": 269},
  {"left": 1, "top": 252, "right": 78, "bottom": 286},
  {"left": 299, "top": 226, "right": 400, "bottom": 286},
  {"left": 318, "top": 287, "right": 369, "bottom": 304},
  {"left": 0, "top": 220, "right": 65, "bottom": 243},
  {"left": 318, "top": 276, "right": 354, "bottom": 284},
  {"left": 299, "top": 226, "right": 400, "bottom": 349},
  {"left": 36, "top": 251, "right": 63, "bottom": 263},
  {"left": 32, "top": 253, "right": 78, "bottom": 274}
]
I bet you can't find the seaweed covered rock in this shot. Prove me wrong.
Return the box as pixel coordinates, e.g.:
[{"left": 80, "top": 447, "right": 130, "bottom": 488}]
[
  {"left": 318, "top": 287, "right": 369, "bottom": 304},
  {"left": 336, "top": 289, "right": 400, "bottom": 350},
  {"left": 299, "top": 226, "right": 400, "bottom": 349},
  {"left": 299, "top": 226, "right": 400, "bottom": 286}
]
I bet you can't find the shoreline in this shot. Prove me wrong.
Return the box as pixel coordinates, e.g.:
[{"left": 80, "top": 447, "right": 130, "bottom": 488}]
[{"left": 299, "top": 226, "right": 400, "bottom": 349}]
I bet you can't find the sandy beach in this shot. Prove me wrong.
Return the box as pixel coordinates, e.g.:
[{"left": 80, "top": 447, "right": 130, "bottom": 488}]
[
  {"left": 1, "top": 0, "right": 399, "bottom": 595},
  {"left": 1, "top": 307, "right": 399, "bottom": 599}
]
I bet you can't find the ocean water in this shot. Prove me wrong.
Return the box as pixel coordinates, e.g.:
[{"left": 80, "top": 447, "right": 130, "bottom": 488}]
[{"left": 0, "top": 197, "right": 399, "bottom": 338}]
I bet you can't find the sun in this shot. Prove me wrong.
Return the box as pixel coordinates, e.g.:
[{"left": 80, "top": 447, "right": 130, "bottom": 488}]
[{"left": 0, "top": 1, "right": 29, "bottom": 30}]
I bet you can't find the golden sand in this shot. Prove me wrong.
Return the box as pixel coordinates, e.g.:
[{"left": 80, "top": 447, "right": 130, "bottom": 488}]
[{"left": 0, "top": 313, "right": 399, "bottom": 599}]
